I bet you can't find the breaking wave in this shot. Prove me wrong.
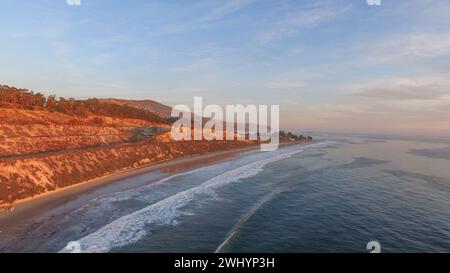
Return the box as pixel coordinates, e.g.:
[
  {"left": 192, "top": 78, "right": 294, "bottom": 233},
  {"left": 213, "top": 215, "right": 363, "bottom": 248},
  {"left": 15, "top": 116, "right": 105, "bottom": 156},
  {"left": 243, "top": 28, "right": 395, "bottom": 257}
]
[{"left": 60, "top": 142, "right": 331, "bottom": 253}]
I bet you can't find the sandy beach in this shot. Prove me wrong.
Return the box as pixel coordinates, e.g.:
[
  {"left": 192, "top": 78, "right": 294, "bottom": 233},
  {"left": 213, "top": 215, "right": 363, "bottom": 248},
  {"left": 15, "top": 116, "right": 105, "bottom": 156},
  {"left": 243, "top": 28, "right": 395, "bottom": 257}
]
[{"left": 0, "top": 144, "right": 262, "bottom": 230}]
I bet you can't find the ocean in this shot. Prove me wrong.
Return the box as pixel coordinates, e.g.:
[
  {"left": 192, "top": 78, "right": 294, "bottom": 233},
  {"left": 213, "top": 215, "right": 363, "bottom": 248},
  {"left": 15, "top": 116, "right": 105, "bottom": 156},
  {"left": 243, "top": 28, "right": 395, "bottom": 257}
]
[{"left": 1, "top": 135, "right": 449, "bottom": 253}]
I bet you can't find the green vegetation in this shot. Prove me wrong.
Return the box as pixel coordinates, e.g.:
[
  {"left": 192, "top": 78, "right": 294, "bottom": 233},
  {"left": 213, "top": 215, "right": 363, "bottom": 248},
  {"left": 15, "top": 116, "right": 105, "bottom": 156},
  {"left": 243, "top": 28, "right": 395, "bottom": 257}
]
[
  {"left": 0, "top": 85, "right": 166, "bottom": 124},
  {"left": 279, "top": 130, "right": 313, "bottom": 141}
]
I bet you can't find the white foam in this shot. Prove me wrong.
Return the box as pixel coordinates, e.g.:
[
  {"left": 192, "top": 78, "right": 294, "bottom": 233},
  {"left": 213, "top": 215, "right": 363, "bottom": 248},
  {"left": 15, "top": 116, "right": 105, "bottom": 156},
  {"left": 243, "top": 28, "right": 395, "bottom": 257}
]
[
  {"left": 215, "top": 188, "right": 284, "bottom": 253},
  {"left": 60, "top": 142, "right": 332, "bottom": 253}
]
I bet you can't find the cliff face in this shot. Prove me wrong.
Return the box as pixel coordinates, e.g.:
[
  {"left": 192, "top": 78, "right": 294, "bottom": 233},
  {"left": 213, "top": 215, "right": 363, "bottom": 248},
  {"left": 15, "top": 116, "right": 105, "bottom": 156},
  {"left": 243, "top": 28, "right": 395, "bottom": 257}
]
[
  {"left": 0, "top": 108, "right": 168, "bottom": 156},
  {"left": 0, "top": 108, "right": 254, "bottom": 206}
]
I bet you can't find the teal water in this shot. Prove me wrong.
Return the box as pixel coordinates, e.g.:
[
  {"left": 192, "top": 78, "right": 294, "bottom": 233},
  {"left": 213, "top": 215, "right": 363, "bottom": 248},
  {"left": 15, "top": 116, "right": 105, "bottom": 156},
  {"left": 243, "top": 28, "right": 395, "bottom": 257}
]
[{"left": 1, "top": 135, "right": 449, "bottom": 253}]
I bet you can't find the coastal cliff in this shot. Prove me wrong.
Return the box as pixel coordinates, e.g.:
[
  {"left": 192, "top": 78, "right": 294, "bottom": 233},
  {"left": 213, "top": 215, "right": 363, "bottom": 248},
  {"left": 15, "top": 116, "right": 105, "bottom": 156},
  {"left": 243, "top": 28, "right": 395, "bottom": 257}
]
[{"left": 0, "top": 85, "right": 256, "bottom": 207}]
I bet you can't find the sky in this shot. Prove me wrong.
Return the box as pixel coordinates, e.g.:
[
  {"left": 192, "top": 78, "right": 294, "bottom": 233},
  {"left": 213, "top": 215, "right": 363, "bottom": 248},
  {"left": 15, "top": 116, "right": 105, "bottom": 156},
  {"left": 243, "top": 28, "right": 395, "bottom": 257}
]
[{"left": 0, "top": 0, "right": 449, "bottom": 136}]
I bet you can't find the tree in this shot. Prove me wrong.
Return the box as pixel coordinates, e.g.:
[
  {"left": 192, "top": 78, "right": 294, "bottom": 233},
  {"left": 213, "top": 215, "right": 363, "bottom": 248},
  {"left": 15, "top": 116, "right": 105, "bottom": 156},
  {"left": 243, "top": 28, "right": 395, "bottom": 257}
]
[
  {"left": 46, "top": 95, "right": 57, "bottom": 111},
  {"left": 57, "top": 97, "right": 71, "bottom": 114},
  {"left": 32, "top": 93, "right": 46, "bottom": 108}
]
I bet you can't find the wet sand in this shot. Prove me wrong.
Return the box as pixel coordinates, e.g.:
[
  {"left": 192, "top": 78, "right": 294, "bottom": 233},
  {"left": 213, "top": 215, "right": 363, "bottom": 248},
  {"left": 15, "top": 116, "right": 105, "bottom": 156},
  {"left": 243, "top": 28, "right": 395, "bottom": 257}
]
[
  {"left": 0, "top": 145, "right": 261, "bottom": 230},
  {"left": 0, "top": 141, "right": 309, "bottom": 236}
]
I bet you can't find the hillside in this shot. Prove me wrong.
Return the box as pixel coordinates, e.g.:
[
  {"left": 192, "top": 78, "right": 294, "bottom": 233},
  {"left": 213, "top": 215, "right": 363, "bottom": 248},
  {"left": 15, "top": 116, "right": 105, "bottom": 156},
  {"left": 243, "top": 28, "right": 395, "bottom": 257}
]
[
  {"left": 0, "top": 85, "right": 257, "bottom": 208},
  {"left": 99, "top": 98, "right": 173, "bottom": 118},
  {"left": 0, "top": 128, "right": 253, "bottom": 207},
  {"left": 0, "top": 108, "right": 169, "bottom": 157},
  {"left": 0, "top": 85, "right": 166, "bottom": 124}
]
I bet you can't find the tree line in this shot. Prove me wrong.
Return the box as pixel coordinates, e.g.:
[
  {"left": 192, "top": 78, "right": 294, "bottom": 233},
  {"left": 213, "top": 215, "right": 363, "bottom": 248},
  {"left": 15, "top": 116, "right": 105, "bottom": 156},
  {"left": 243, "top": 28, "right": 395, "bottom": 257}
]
[
  {"left": 279, "top": 130, "right": 313, "bottom": 141},
  {"left": 0, "top": 84, "right": 166, "bottom": 124}
]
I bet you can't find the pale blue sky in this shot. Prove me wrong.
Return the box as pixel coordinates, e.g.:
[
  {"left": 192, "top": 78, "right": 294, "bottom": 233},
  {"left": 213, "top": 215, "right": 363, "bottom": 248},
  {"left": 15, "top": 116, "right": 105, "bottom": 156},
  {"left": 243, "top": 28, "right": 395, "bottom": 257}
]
[{"left": 1, "top": 0, "right": 449, "bottom": 135}]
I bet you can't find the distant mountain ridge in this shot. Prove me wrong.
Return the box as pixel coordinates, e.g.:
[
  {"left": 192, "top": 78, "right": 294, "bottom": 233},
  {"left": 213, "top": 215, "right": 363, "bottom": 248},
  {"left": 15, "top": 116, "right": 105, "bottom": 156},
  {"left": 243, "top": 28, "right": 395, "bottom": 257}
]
[
  {"left": 101, "top": 98, "right": 266, "bottom": 134},
  {"left": 99, "top": 98, "right": 172, "bottom": 118}
]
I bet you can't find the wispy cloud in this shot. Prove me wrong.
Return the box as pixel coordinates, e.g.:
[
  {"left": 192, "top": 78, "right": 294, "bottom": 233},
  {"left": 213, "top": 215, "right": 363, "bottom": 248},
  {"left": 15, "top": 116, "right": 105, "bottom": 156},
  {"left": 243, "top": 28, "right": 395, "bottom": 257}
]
[
  {"left": 198, "top": 0, "right": 255, "bottom": 23},
  {"left": 91, "top": 53, "right": 113, "bottom": 65},
  {"left": 266, "top": 80, "right": 304, "bottom": 91},
  {"left": 172, "top": 58, "right": 216, "bottom": 73},
  {"left": 155, "top": 0, "right": 255, "bottom": 35},
  {"left": 334, "top": 72, "right": 450, "bottom": 120},
  {"left": 91, "top": 35, "right": 130, "bottom": 47},
  {"left": 349, "top": 74, "right": 450, "bottom": 101},
  {"left": 362, "top": 32, "right": 450, "bottom": 63},
  {"left": 258, "top": 2, "right": 351, "bottom": 44},
  {"left": 286, "top": 70, "right": 450, "bottom": 135}
]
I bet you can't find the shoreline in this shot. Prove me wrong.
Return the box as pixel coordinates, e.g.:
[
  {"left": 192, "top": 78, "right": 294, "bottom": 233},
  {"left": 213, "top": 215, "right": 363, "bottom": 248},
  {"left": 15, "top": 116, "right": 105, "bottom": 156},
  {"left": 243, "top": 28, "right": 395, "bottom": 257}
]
[
  {"left": 0, "top": 141, "right": 309, "bottom": 230},
  {"left": 0, "top": 144, "right": 262, "bottom": 228}
]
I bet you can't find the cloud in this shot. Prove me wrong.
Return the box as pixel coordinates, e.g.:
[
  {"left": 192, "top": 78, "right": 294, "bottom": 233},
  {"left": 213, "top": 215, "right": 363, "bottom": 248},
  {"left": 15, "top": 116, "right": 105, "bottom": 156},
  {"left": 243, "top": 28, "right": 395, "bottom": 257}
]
[
  {"left": 266, "top": 80, "right": 304, "bottom": 90},
  {"left": 198, "top": 0, "right": 255, "bottom": 23},
  {"left": 155, "top": 0, "right": 255, "bottom": 35},
  {"left": 258, "top": 2, "right": 351, "bottom": 44},
  {"left": 172, "top": 59, "right": 216, "bottom": 73},
  {"left": 349, "top": 74, "right": 450, "bottom": 101},
  {"left": 91, "top": 53, "right": 113, "bottom": 65},
  {"left": 333, "top": 72, "right": 450, "bottom": 120},
  {"left": 362, "top": 32, "right": 450, "bottom": 63},
  {"left": 284, "top": 71, "right": 450, "bottom": 135}
]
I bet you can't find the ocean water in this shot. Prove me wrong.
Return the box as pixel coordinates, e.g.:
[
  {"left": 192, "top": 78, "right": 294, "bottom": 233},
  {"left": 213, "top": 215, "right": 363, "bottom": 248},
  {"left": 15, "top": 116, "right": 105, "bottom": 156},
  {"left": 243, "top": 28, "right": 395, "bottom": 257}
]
[{"left": 1, "top": 135, "right": 449, "bottom": 253}]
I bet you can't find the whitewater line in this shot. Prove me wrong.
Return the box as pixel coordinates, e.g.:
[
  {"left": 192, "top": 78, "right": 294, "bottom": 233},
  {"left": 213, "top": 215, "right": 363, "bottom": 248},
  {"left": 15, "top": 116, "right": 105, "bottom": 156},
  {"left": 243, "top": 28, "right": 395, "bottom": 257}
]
[
  {"left": 215, "top": 187, "right": 286, "bottom": 253},
  {"left": 215, "top": 142, "right": 336, "bottom": 253},
  {"left": 60, "top": 142, "right": 334, "bottom": 253}
]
